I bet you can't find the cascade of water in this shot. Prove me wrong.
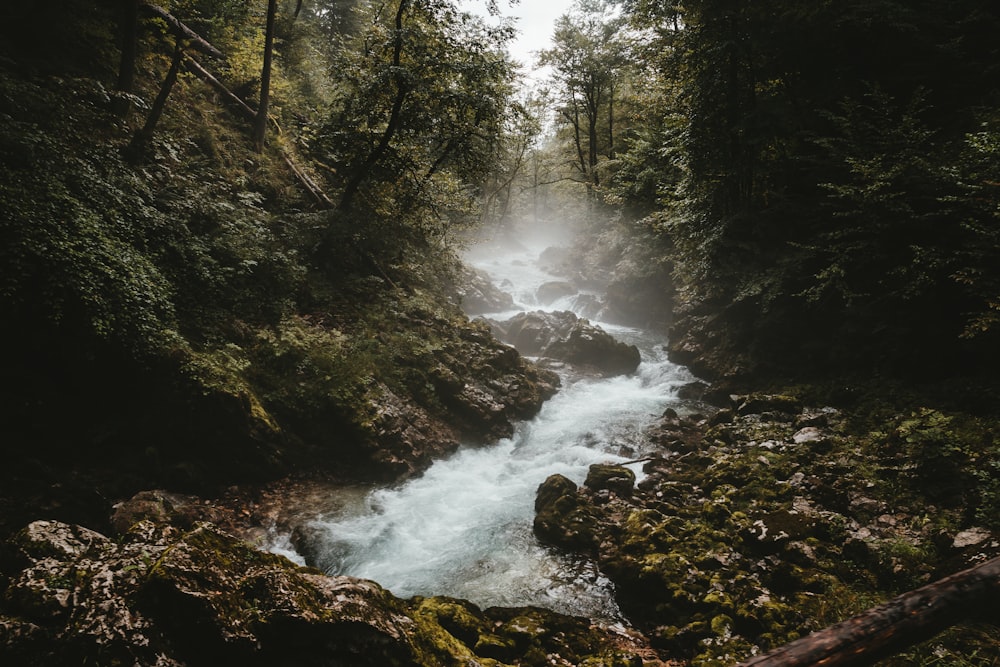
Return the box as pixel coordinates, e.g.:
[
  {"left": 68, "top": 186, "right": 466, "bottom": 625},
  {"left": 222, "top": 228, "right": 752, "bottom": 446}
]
[{"left": 272, "top": 237, "right": 700, "bottom": 620}]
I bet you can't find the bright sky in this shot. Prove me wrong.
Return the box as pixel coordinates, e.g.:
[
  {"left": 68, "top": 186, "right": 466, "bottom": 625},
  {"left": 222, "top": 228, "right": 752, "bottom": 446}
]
[{"left": 462, "top": 0, "right": 578, "bottom": 77}]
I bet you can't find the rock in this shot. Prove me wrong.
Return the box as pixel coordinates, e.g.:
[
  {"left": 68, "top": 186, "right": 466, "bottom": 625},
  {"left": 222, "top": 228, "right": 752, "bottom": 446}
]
[
  {"left": 494, "top": 311, "right": 641, "bottom": 376},
  {"left": 452, "top": 265, "right": 515, "bottom": 314},
  {"left": 952, "top": 527, "right": 992, "bottom": 549},
  {"left": 537, "top": 246, "right": 572, "bottom": 273},
  {"left": 536, "top": 280, "right": 578, "bottom": 305},
  {"left": 601, "top": 275, "right": 673, "bottom": 328},
  {"left": 546, "top": 327, "right": 641, "bottom": 376},
  {"left": 736, "top": 394, "right": 802, "bottom": 417},
  {"left": 676, "top": 381, "right": 709, "bottom": 401},
  {"left": 584, "top": 464, "right": 636, "bottom": 498},
  {"left": 792, "top": 427, "right": 826, "bottom": 444},
  {"left": 533, "top": 475, "right": 599, "bottom": 552},
  {"left": 0, "top": 516, "right": 655, "bottom": 666}
]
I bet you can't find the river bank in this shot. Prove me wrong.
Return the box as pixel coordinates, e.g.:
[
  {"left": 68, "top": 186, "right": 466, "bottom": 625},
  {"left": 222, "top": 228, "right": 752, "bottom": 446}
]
[{"left": 4, "top": 232, "right": 1000, "bottom": 666}]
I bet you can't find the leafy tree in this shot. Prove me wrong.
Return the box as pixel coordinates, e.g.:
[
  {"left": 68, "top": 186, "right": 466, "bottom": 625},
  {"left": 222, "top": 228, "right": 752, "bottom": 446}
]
[
  {"left": 614, "top": 0, "right": 1000, "bottom": 376},
  {"left": 539, "top": 0, "right": 628, "bottom": 191},
  {"left": 311, "top": 0, "right": 519, "bottom": 260}
]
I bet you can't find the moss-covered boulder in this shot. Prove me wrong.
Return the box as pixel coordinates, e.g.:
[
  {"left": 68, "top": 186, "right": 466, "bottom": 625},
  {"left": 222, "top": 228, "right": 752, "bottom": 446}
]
[
  {"left": 584, "top": 464, "right": 636, "bottom": 498},
  {"left": 533, "top": 475, "right": 601, "bottom": 552},
  {"left": 0, "top": 514, "right": 664, "bottom": 666}
]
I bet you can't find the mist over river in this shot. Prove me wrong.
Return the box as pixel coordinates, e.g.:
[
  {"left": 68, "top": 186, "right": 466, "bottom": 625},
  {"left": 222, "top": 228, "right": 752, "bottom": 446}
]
[{"left": 269, "top": 233, "right": 702, "bottom": 621}]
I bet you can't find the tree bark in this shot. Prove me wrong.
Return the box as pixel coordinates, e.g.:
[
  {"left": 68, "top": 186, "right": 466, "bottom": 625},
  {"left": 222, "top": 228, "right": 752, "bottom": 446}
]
[
  {"left": 254, "top": 0, "right": 279, "bottom": 152},
  {"left": 183, "top": 54, "right": 257, "bottom": 120},
  {"left": 737, "top": 556, "right": 1000, "bottom": 667}
]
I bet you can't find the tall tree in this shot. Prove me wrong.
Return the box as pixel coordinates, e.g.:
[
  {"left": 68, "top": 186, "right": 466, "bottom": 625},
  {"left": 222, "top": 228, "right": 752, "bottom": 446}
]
[
  {"left": 615, "top": 0, "right": 1000, "bottom": 374},
  {"left": 254, "top": 0, "right": 278, "bottom": 152},
  {"left": 539, "top": 0, "right": 628, "bottom": 190},
  {"left": 313, "top": 0, "right": 518, "bottom": 257}
]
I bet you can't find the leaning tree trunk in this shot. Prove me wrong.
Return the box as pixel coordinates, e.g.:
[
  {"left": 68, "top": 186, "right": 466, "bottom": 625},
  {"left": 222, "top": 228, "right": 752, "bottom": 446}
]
[
  {"left": 737, "top": 555, "right": 1000, "bottom": 666},
  {"left": 125, "top": 40, "right": 183, "bottom": 163},
  {"left": 254, "top": 0, "right": 278, "bottom": 152}
]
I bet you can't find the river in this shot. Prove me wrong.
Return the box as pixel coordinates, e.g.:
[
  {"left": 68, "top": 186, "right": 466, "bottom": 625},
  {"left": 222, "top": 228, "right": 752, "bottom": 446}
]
[{"left": 268, "top": 233, "right": 701, "bottom": 621}]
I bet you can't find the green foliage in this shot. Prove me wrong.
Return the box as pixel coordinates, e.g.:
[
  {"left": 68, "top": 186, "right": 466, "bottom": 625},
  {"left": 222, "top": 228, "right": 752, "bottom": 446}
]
[
  {"left": 0, "top": 74, "right": 177, "bottom": 354},
  {"left": 310, "top": 0, "right": 520, "bottom": 258},
  {"left": 612, "top": 0, "right": 1000, "bottom": 377},
  {"left": 249, "top": 314, "right": 380, "bottom": 441}
]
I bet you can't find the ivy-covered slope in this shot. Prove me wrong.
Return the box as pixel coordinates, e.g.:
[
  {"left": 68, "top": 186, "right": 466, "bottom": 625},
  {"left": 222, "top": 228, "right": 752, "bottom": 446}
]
[{"left": 0, "top": 5, "right": 552, "bottom": 539}]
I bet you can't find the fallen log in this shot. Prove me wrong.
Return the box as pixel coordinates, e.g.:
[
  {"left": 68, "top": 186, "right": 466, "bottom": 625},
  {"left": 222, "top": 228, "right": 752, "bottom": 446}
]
[
  {"left": 183, "top": 53, "right": 256, "bottom": 121},
  {"left": 283, "top": 153, "right": 335, "bottom": 208},
  {"left": 140, "top": 2, "right": 225, "bottom": 60},
  {"left": 182, "top": 54, "right": 332, "bottom": 209},
  {"left": 736, "top": 555, "right": 1000, "bottom": 666}
]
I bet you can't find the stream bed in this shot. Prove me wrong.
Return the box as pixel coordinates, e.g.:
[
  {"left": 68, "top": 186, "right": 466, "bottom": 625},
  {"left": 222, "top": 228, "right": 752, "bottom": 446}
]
[{"left": 268, "top": 236, "right": 702, "bottom": 621}]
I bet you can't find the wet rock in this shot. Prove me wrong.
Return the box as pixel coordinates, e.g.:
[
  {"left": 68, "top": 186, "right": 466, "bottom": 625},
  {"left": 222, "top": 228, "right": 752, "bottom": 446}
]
[
  {"left": 737, "top": 394, "right": 802, "bottom": 417},
  {"left": 494, "top": 311, "right": 641, "bottom": 376},
  {"left": 0, "top": 516, "right": 658, "bottom": 666},
  {"left": 536, "top": 280, "right": 577, "bottom": 305},
  {"left": 676, "top": 381, "right": 709, "bottom": 401},
  {"left": 585, "top": 464, "right": 636, "bottom": 498},
  {"left": 493, "top": 310, "right": 572, "bottom": 355},
  {"left": 533, "top": 475, "right": 600, "bottom": 552},
  {"left": 452, "top": 265, "right": 515, "bottom": 314},
  {"left": 537, "top": 245, "right": 572, "bottom": 273}
]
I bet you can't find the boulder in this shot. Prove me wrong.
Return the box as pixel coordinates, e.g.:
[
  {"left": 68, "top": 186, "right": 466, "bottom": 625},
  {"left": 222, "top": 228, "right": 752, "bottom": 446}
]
[
  {"left": 533, "top": 475, "right": 600, "bottom": 552},
  {"left": 0, "top": 516, "right": 657, "bottom": 666},
  {"left": 535, "top": 280, "right": 577, "bottom": 305},
  {"left": 494, "top": 311, "right": 641, "bottom": 377},
  {"left": 452, "top": 265, "right": 515, "bottom": 314},
  {"left": 536, "top": 245, "right": 572, "bottom": 274},
  {"left": 546, "top": 326, "right": 641, "bottom": 376},
  {"left": 584, "top": 464, "right": 636, "bottom": 498}
]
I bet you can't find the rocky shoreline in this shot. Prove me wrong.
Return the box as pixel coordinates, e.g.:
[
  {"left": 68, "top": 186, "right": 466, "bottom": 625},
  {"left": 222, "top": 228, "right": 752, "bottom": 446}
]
[{"left": 534, "top": 392, "right": 1000, "bottom": 664}]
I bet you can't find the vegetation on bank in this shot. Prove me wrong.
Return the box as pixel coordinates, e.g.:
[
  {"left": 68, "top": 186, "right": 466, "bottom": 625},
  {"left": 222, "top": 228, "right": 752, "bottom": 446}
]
[
  {"left": 535, "top": 391, "right": 1000, "bottom": 665},
  {"left": 542, "top": 0, "right": 1000, "bottom": 381},
  {"left": 0, "top": 0, "right": 550, "bottom": 535}
]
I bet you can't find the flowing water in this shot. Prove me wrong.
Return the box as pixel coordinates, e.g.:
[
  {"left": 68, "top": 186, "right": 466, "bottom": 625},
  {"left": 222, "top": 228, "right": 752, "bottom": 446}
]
[{"left": 270, "top": 234, "right": 702, "bottom": 621}]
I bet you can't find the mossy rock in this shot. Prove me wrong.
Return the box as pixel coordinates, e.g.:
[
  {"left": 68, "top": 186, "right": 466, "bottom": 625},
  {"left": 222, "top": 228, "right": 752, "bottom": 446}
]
[
  {"left": 533, "top": 475, "right": 600, "bottom": 551},
  {"left": 736, "top": 394, "right": 802, "bottom": 417},
  {"left": 584, "top": 464, "right": 636, "bottom": 497}
]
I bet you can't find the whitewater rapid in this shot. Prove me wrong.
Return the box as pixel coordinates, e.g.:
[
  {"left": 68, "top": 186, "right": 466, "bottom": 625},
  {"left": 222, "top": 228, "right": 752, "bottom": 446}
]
[{"left": 271, "top": 236, "right": 701, "bottom": 621}]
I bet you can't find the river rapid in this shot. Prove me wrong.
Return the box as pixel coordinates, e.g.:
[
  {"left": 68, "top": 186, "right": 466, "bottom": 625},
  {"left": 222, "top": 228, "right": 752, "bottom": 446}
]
[{"left": 269, "top": 233, "right": 702, "bottom": 622}]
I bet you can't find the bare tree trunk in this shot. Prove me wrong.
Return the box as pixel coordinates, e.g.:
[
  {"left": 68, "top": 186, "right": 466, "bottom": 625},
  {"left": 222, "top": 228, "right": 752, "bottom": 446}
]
[
  {"left": 115, "top": 0, "right": 140, "bottom": 118},
  {"left": 607, "top": 79, "right": 615, "bottom": 161},
  {"left": 125, "top": 40, "right": 183, "bottom": 163},
  {"left": 140, "top": 3, "right": 225, "bottom": 59},
  {"left": 254, "top": 0, "right": 278, "bottom": 152},
  {"left": 737, "top": 556, "right": 1000, "bottom": 667}
]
